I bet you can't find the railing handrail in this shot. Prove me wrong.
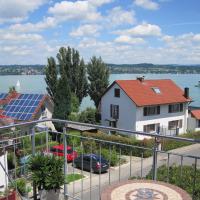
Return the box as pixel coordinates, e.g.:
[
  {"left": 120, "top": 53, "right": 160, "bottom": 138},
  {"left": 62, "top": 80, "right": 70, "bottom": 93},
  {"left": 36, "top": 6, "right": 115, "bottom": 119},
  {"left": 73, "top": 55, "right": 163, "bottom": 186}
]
[{"left": 0, "top": 118, "right": 200, "bottom": 144}]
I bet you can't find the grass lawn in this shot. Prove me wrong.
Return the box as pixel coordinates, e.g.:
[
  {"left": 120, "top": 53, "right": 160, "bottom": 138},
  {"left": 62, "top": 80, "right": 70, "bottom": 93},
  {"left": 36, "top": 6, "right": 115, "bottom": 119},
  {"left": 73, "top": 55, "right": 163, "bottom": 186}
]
[{"left": 65, "top": 174, "right": 85, "bottom": 184}]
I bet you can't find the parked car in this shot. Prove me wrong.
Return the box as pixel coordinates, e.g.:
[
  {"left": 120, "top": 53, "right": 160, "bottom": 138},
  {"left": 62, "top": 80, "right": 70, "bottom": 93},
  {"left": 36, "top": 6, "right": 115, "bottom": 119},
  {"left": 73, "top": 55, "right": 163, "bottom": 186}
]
[
  {"left": 73, "top": 154, "right": 109, "bottom": 173},
  {"left": 50, "top": 144, "right": 78, "bottom": 162}
]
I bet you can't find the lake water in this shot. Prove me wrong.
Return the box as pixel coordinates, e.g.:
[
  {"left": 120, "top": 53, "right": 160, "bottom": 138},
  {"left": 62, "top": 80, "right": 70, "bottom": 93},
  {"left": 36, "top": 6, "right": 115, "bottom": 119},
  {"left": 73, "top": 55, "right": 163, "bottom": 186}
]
[{"left": 0, "top": 74, "right": 200, "bottom": 110}]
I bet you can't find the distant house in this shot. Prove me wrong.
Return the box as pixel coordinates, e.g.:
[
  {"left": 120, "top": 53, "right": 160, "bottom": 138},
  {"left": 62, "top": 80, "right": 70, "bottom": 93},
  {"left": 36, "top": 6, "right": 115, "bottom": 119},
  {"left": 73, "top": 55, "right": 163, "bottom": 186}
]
[
  {"left": 187, "top": 108, "right": 200, "bottom": 132},
  {"left": 100, "top": 77, "right": 191, "bottom": 139},
  {"left": 0, "top": 91, "right": 54, "bottom": 130}
]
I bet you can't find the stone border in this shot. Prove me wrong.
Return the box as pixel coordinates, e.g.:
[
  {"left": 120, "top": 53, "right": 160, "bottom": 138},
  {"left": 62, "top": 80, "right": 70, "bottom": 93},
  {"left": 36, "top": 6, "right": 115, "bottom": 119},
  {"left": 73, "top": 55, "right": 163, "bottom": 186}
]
[{"left": 100, "top": 180, "right": 192, "bottom": 200}]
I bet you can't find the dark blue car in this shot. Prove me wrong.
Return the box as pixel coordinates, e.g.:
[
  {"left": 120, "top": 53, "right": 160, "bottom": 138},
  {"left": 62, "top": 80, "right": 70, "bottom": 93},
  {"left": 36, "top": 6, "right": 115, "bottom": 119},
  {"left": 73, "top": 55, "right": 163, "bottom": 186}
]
[{"left": 73, "top": 154, "right": 109, "bottom": 173}]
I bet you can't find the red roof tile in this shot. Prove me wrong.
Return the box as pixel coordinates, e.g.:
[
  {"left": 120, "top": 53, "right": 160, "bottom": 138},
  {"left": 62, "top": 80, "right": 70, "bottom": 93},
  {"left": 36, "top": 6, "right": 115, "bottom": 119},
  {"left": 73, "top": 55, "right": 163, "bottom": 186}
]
[
  {"left": 191, "top": 110, "right": 200, "bottom": 120},
  {"left": 115, "top": 79, "right": 191, "bottom": 106}
]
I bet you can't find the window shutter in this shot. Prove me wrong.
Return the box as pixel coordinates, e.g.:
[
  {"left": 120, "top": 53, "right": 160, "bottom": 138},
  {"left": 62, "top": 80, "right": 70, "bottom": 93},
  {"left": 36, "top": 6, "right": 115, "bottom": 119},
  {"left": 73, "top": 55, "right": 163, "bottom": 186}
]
[
  {"left": 157, "top": 106, "right": 160, "bottom": 114},
  {"left": 144, "top": 107, "right": 147, "bottom": 116},
  {"left": 110, "top": 104, "right": 113, "bottom": 117},
  {"left": 169, "top": 105, "right": 172, "bottom": 113},
  {"left": 180, "top": 103, "right": 183, "bottom": 112},
  {"left": 116, "top": 105, "right": 119, "bottom": 119}
]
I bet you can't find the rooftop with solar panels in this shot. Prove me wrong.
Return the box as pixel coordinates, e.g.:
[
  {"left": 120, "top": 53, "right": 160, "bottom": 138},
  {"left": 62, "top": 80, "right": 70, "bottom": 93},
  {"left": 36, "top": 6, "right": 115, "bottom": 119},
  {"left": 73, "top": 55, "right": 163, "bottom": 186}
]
[{"left": 0, "top": 91, "right": 53, "bottom": 124}]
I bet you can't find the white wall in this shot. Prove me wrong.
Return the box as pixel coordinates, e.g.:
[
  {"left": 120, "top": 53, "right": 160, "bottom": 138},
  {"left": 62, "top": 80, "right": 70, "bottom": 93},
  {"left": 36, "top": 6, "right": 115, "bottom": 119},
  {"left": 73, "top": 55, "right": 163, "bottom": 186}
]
[
  {"left": 187, "top": 115, "right": 200, "bottom": 132},
  {"left": 0, "top": 152, "right": 8, "bottom": 192},
  {"left": 36, "top": 99, "right": 55, "bottom": 131},
  {"left": 101, "top": 83, "right": 137, "bottom": 135},
  {"left": 136, "top": 103, "right": 188, "bottom": 136}
]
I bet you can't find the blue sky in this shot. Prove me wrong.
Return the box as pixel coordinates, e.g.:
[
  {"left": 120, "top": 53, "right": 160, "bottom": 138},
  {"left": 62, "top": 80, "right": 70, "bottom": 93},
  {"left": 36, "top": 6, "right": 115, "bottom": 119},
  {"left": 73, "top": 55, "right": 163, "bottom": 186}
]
[{"left": 0, "top": 0, "right": 200, "bottom": 65}]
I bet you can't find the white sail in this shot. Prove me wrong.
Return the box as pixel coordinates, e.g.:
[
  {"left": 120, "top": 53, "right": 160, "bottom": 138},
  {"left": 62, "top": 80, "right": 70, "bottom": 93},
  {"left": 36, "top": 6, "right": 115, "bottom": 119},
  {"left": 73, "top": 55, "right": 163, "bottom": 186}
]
[{"left": 16, "top": 80, "right": 21, "bottom": 92}]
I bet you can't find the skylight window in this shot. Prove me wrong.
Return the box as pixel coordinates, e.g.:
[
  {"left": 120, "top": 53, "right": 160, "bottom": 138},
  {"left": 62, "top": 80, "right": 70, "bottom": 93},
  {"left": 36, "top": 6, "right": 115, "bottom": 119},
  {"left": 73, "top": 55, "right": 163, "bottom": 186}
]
[{"left": 152, "top": 87, "right": 161, "bottom": 94}]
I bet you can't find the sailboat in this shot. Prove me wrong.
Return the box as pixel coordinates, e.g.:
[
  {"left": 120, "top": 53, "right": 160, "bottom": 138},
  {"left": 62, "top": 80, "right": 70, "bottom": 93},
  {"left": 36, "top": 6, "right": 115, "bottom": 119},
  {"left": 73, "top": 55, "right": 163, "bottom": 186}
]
[{"left": 16, "top": 80, "right": 21, "bottom": 92}]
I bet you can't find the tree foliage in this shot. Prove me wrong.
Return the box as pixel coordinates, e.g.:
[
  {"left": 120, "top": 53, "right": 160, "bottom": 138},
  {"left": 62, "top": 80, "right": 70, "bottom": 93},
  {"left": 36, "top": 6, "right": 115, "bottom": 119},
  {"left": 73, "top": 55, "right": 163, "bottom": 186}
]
[
  {"left": 45, "top": 46, "right": 88, "bottom": 127},
  {"left": 45, "top": 57, "right": 57, "bottom": 102},
  {"left": 56, "top": 46, "right": 88, "bottom": 104},
  {"left": 87, "top": 56, "right": 109, "bottom": 108}
]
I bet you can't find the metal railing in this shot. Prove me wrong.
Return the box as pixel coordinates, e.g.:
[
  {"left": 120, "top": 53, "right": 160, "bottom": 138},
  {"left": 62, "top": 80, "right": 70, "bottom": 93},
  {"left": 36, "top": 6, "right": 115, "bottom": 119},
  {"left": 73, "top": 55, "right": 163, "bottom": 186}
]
[{"left": 0, "top": 118, "right": 199, "bottom": 200}]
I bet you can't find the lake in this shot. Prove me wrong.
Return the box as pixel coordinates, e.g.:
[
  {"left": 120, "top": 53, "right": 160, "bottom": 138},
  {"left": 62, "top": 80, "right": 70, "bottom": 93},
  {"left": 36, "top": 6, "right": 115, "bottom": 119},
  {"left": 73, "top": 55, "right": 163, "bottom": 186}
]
[{"left": 0, "top": 74, "right": 200, "bottom": 110}]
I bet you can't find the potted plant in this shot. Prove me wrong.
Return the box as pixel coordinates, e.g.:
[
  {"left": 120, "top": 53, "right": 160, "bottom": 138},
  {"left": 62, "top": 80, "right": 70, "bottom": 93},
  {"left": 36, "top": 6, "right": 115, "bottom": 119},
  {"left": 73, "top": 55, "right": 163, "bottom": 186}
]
[
  {"left": 0, "top": 188, "right": 16, "bottom": 200},
  {"left": 10, "top": 178, "right": 31, "bottom": 200},
  {"left": 29, "top": 154, "right": 65, "bottom": 200}
]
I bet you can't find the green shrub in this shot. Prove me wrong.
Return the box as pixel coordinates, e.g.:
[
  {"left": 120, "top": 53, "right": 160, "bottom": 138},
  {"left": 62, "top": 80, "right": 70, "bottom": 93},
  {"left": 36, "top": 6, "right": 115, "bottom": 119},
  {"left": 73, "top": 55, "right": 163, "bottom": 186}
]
[
  {"left": 161, "top": 132, "right": 200, "bottom": 151},
  {"left": 101, "top": 148, "right": 118, "bottom": 166},
  {"left": 81, "top": 131, "right": 153, "bottom": 157},
  {"left": 10, "top": 178, "right": 31, "bottom": 196},
  {"left": 146, "top": 165, "right": 200, "bottom": 200},
  {"left": 29, "top": 154, "right": 65, "bottom": 191}
]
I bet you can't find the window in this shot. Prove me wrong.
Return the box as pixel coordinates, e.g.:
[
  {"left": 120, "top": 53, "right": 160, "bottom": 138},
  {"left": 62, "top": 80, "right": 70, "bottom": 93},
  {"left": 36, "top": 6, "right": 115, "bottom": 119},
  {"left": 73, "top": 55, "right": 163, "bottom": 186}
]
[
  {"left": 110, "top": 104, "right": 119, "bottom": 119},
  {"left": 197, "top": 120, "right": 200, "bottom": 128},
  {"left": 143, "top": 123, "right": 160, "bottom": 133},
  {"left": 168, "top": 120, "right": 182, "bottom": 130},
  {"left": 143, "top": 106, "right": 160, "bottom": 116},
  {"left": 114, "top": 88, "right": 120, "bottom": 97},
  {"left": 168, "top": 103, "right": 183, "bottom": 113},
  {"left": 152, "top": 87, "right": 161, "bottom": 94}
]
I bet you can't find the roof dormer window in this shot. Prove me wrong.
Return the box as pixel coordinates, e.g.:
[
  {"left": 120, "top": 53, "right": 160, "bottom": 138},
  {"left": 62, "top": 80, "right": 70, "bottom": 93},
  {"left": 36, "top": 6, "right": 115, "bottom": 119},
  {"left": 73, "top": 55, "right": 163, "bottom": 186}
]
[{"left": 152, "top": 87, "right": 161, "bottom": 94}]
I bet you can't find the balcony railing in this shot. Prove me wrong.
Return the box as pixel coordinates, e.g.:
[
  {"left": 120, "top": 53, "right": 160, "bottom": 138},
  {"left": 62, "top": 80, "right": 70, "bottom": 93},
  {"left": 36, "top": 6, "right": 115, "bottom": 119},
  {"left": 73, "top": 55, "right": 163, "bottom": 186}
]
[{"left": 0, "top": 118, "right": 199, "bottom": 200}]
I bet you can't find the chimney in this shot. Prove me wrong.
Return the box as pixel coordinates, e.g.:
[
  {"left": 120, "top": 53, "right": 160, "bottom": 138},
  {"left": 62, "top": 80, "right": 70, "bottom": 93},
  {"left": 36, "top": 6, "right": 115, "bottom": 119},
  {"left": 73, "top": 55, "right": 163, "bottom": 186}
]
[
  {"left": 184, "top": 87, "right": 189, "bottom": 99},
  {"left": 137, "top": 76, "right": 145, "bottom": 82}
]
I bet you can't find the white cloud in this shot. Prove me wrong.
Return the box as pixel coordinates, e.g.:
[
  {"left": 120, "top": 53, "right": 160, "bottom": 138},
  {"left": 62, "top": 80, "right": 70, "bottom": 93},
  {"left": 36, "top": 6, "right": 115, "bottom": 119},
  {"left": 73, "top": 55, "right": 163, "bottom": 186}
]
[
  {"left": 115, "top": 23, "right": 162, "bottom": 37},
  {"left": 134, "top": 0, "right": 159, "bottom": 10},
  {"left": 106, "top": 7, "right": 136, "bottom": 27},
  {"left": 70, "top": 24, "right": 101, "bottom": 37},
  {"left": 88, "top": 0, "right": 113, "bottom": 7},
  {"left": 9, "top": 17, "right": 57, "bottom": 32},
  {"left": 48, "top": 0, "right": 108, "bottom": 22},
  {"left": 0, "top": 32, "right": 43, "bottom": 43},
  {"left": 115, "top": 35, "right": 145, "bottom": 44},
  {"left": 0, "top": 0, "right": 47, "bottom": 23}
]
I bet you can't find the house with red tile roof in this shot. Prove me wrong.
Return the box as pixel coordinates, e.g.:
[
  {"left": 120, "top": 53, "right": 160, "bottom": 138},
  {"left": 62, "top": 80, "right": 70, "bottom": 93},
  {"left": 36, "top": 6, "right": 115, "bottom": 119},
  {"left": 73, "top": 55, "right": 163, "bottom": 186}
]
[
  {"left": 0, "top": 91, "right": 54, "bottom": 130},
  {"left": 100, "top": 77, "right": 191, "bottom": 139},
  {"left": 187, "top": 109, "right": 200, "bottom": 131}
]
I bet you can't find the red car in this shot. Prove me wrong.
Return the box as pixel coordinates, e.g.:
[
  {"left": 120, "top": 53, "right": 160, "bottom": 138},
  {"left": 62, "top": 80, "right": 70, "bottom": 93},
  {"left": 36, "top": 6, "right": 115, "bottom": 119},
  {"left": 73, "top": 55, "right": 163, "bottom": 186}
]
[{"left": 50, "top": 144, "right": 78, "bottom": 162}]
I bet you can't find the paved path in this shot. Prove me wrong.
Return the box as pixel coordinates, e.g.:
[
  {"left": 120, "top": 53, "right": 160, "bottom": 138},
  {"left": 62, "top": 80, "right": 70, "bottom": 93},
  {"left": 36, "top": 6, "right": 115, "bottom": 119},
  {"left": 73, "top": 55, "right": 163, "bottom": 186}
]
[{"left": 65, "top": 144, "right": 200, "bottom": 200}]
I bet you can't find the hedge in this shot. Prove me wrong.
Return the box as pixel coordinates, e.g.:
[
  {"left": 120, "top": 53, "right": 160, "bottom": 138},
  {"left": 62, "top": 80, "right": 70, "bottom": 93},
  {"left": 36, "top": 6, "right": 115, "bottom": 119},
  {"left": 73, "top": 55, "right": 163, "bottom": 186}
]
[
  {"left": 146, "top": 165, "right": 200, "bottom": 200},
  {"left": 81, "top": 131, "right": 200, "bottom": 158},
  {"left": 81, "top": 131, "right": 154, "bottom": 157}
]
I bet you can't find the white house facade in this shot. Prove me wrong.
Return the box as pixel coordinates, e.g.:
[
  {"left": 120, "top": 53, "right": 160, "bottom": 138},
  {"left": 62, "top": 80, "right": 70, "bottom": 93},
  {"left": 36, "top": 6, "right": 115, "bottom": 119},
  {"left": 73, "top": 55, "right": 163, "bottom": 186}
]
[
  {"left": 100, "top": 78, "right": 191, "bottom": 140},
  {"left": 187, "top": 109, "right": 200, "bottom": 132}
]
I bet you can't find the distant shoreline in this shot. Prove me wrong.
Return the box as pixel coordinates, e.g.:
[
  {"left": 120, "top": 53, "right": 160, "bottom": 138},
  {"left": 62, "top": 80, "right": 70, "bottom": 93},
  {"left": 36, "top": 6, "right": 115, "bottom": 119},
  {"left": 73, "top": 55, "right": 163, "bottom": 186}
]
[{"left": 1, "top": 63, "right": 200, "bottom": 75}]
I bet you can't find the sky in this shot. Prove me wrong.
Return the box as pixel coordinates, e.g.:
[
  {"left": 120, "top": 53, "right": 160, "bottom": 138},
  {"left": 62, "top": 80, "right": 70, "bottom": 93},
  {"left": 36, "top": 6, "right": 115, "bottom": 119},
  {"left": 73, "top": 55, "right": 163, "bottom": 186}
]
[{"left": 0, "top": 0, "right": 200, "bottom": 65}]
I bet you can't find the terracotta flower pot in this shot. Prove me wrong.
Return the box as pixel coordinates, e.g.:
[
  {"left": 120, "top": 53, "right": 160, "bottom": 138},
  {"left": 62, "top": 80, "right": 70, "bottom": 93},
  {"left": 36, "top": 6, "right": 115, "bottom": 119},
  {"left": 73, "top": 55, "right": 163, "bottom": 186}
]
[{"left": 0, "top": 190, "right": 16, "bottom": 200}]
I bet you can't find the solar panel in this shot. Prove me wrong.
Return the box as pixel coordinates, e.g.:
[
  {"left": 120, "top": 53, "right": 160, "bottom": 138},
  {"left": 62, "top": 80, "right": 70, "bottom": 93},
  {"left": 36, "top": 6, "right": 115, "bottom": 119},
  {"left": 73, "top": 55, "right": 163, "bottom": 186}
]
[
  {"left": 3, "top": 93, "right": 45, "bottom": 121},
  {"left": 0, "top": 93, "right": 7, "bottom": 100}
]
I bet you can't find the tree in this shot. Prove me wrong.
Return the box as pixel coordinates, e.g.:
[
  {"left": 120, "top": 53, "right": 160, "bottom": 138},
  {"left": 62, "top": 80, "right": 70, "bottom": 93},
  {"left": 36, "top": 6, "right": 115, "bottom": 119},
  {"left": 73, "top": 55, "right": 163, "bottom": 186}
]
[
  {"left": 45, "top": 57, "right": 58, "bottom": 102},
  {"left": 9, "top": 86, "right": 16, "bottom": 93},
  {"left": 57, "top": 46, "right": 88, "bottom": 104},
  {"left": 87, "top": 56, "right": 109, "bottom": 108}
]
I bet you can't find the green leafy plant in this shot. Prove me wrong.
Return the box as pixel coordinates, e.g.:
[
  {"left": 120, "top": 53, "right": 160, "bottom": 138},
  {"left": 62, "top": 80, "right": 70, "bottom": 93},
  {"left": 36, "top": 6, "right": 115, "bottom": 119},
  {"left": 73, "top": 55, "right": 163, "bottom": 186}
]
[
  {"left": 10, "top": 178, "right": 31, "bottom": 196},
  {"left": 29, "top": 154, "right": 65, "bottom": 192}
]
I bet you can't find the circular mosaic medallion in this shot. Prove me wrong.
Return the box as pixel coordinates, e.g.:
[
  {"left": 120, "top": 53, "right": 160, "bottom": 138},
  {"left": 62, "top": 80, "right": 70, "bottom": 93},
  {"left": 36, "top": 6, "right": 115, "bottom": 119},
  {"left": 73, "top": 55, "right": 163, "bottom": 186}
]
[
  {"left": 126, "top": 188, "right": 168, "bottom": 200},
  {"left": 101, "top": 180, "right": 192, "bottom": 200}
]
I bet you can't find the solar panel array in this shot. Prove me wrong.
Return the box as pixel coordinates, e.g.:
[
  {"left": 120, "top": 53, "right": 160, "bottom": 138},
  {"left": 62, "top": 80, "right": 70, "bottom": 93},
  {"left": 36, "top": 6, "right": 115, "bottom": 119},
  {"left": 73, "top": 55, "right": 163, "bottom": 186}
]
[
  {"left": 0, "top": 93, "right": 8, "bottom": 100},
  {"left": 3, "top": 94, "right": 44, "bottom": 121}
]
